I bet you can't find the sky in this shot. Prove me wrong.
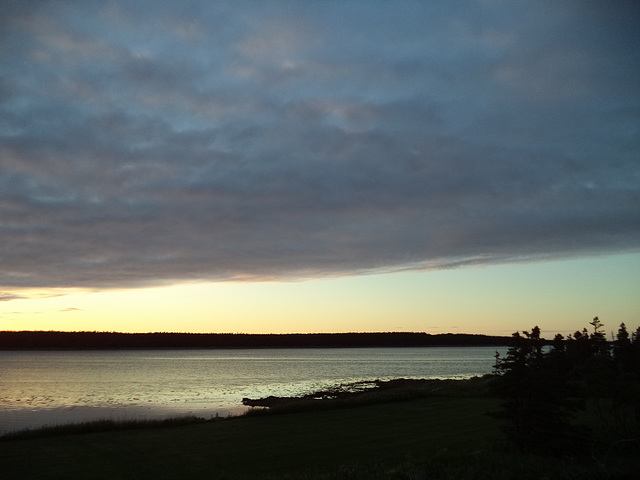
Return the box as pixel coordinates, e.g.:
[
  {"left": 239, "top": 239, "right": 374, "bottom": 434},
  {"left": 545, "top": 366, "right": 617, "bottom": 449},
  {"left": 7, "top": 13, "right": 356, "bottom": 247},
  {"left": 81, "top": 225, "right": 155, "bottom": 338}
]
[{"left": 1, "top": 1, "right": 639, "bottom": 337}]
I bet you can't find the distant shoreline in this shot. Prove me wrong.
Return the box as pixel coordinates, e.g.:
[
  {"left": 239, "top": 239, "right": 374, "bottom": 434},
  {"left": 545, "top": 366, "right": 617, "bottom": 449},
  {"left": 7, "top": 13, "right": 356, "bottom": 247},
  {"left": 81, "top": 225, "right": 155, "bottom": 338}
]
[{"left": 0, "top": 331, "right": 514, "bottom": 350}]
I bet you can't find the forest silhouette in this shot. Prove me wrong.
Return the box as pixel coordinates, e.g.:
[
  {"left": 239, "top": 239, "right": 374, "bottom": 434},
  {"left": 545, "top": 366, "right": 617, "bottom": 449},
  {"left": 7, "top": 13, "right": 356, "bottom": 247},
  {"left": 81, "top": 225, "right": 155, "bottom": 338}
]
[
  {"left": 491, "top": 318, "right": 640, "bottom": 456},
  {"left": 0, "top": 331, "right": 512, "bottom": 350},
  {"left": 2, "top": 319, "right": 639, "bottom": 477}
]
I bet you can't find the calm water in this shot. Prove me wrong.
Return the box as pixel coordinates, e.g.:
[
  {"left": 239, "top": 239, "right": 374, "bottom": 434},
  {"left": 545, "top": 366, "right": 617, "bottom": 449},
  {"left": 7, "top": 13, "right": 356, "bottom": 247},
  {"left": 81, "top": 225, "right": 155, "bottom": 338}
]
[{"left": 0, "top": 347, "right": 506, "bottom": 434}]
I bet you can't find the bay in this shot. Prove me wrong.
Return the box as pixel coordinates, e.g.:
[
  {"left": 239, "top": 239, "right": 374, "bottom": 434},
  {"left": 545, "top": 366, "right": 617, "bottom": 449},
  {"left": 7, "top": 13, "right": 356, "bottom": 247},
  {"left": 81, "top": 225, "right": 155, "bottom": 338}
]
[{"left": 0, "top": 346, "right": 506, "bottom": 434}]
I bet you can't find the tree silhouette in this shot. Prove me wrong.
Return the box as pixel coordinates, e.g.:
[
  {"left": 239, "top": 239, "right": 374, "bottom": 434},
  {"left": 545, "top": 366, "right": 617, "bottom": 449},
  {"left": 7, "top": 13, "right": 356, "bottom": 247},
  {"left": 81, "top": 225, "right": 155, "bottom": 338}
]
[
  {"left": 613, "top": 323, "right": 632, "bottom": 373},
  {"left": 492, "top": 326, "right": 589, "bottom": 454},
  {"left": 493, "top": 318, "right": 640, "bottom": 456}
]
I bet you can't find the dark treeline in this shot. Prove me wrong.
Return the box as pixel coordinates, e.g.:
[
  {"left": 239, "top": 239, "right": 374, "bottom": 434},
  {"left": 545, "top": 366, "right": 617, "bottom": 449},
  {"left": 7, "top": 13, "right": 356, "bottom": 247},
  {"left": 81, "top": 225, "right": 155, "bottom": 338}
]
[
  {"left": 491, "top": 317, "right": 640, "bottom": 456},
  {"left": 0, "top": 331, "right": 512, "bottom": 350}
]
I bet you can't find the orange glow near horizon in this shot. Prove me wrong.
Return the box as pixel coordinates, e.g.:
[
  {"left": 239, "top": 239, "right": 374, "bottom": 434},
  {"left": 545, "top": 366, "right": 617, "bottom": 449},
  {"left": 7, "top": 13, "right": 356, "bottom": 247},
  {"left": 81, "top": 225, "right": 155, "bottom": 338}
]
[{"left": 1, "top": 253, "right": 639, "bottom": 339}]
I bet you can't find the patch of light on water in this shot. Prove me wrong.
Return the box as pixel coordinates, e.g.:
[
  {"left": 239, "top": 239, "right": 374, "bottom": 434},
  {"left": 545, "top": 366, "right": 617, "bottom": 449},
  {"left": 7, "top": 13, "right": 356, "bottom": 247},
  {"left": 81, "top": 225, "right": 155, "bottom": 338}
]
[{"left": 0, "top": 347, "right": 505, "bottom": 434}]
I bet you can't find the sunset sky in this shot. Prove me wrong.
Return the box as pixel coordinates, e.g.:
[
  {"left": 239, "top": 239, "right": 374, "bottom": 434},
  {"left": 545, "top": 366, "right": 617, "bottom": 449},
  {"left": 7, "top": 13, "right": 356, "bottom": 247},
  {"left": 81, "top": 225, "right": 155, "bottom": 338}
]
[{"left": 1, "top": 1, "right": 639, "bottom": 337}]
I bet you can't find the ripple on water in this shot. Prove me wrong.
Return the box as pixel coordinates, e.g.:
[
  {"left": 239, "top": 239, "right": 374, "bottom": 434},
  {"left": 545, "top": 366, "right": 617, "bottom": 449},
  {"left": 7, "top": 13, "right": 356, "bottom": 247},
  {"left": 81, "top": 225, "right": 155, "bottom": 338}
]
[{"left": 0, "top": 347, "right": 505, "bottom": 434}]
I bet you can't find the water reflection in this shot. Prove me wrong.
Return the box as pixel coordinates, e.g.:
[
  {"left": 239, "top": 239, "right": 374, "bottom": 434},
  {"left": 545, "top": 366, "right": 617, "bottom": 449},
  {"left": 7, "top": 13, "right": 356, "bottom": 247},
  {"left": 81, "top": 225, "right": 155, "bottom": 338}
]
[{"left": 0, "top": 347, "right": 506, "bottom": 433}]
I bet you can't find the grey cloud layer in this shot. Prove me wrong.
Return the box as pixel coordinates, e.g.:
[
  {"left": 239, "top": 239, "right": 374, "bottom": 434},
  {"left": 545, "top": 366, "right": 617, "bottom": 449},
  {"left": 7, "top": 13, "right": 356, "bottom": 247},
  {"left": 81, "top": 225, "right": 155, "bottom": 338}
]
[{"left": 1, "top": 1, "right": 639, "bottom": 288}]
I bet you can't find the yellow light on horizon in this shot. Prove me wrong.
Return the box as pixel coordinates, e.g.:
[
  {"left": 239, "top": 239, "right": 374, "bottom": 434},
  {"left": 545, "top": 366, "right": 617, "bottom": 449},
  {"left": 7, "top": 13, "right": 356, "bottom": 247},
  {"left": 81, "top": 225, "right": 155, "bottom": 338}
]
[{"left": 1, "top": 253, "right": 639, "bottom": 337}]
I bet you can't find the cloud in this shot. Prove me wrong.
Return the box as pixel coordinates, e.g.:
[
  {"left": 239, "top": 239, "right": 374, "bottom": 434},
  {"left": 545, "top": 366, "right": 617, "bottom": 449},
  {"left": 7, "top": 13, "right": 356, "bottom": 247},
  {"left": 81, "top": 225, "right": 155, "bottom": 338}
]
[
  {"left": 0, "top": 1, "right": 639, "bottom": 289},
  {"left": 0, "top": 293, "right": 26, "bottom": 302}
]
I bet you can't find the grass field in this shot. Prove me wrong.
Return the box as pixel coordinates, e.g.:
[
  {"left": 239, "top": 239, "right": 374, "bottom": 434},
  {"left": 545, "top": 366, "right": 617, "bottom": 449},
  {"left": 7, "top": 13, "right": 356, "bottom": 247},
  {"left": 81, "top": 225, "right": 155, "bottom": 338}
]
[{"left": 1, "top": 379, "right": 638, "bottom": 479}]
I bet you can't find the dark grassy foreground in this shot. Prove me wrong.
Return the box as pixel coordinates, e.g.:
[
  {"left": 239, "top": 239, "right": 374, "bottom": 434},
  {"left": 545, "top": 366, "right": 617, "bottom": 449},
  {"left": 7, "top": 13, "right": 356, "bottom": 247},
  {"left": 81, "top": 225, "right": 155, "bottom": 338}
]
[{"left": 1, "top": 378, "right": 637, "bottom": 479}]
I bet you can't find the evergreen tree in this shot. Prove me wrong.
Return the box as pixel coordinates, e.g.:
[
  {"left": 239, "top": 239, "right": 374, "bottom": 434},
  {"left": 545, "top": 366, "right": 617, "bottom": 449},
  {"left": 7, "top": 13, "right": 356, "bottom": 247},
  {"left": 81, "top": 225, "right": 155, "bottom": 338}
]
[
  {"left": 589, "top": 316, "right": 610, "bottom": 358},
  {"left": 607, "top": 323, "right": 640, "bottom": 444},
  {"left": 613, "top": 323, "right": 632, "bottom": 374},
  {"left": 491, "top": 326, "right": 588, "bottom": 454}
]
